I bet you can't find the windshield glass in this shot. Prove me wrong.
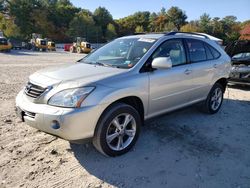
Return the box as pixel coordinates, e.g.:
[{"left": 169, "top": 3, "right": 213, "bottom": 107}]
[
  {"left": 232, "top": 52, "right": 250, "bottom": 59},
  {"left": 80, "top": 37, "right": 156, "bottom": 69},
  {"left": 0, "top": 38, "right": 8, "bottom": 45}
]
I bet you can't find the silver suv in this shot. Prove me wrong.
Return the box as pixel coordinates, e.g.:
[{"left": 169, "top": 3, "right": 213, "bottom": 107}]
[{"left": 16, "top": 32, "right": 231, "bottom": 156}]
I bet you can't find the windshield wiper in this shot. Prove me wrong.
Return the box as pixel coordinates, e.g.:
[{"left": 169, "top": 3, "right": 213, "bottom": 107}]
[{"left": 83, "top": 61, "right": 124, "bottom": 68}]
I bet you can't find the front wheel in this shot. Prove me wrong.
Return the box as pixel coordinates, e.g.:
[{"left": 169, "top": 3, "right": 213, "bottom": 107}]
[
  {"left": 93, "top": 103, "right": 141, "bottom": 157},
  {"left": 202, "top": 83, "right": 224, "bottom": 114},
  {"left": 77, "top": 47, "right": 82, "bottom": 54}
]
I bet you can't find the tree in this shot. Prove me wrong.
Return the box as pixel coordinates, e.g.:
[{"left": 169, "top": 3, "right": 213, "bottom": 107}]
[
  {"left": 105, "top": 23, "right": 117, "bottom": 41},
  {"left": 199, "top": 13, "right": 212, "bottom": 33},
  {"left": 132, "top": 11, "right": 150, "bottom": 31},
  {"left": 148, "top": 12, "right": 157, "bottom": 32},
  {"left": 180, "top": 21, "right": 200, "bottom": 32},
  {"left": 67, "top": 10, "right": 101, "bottom": 42},
  {"left": 7, "top": 0, "right": 43, "bottom": 39},
  {"left": 240, "top": 24, "right": 250, "bottom": 40},
  {"left": 210, "top": 17, "right": 223, "bottom": 38},
  {"left": 221, "top": 16, "right": 241, "bottom": 43},
  {"left": 0, "top": 13, "right": 19, "bottom": 37},
  {"left": 93, "top": 7, "right": 113, "bottom": 40},
  {"left": 135, "top": 25, "right": 144, "bottom": 33},
  {"left": 167, "top": 6, "right": 187, "bottom": 30}
]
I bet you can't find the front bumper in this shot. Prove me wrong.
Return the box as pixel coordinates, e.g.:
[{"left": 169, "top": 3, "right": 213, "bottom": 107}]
[{"left": 15, "top": 90, "right": 107, "bottom": 141}]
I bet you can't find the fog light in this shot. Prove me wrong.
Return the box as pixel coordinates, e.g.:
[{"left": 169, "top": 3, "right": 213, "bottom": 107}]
[{"left": 51, "top": 120, "right": 60, "bottom": 130}]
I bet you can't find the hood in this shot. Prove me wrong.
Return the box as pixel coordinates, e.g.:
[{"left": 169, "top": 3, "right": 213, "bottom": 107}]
[
  {"left": 29, "top": 63, "right": 127, "bottom": 87},
  {"left": 225, "top": 40, "right": 250, "bottom": 57}
]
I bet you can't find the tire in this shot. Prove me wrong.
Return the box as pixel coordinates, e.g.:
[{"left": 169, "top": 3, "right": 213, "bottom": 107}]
[
  {"left": 69, "top": 46, "right": 75, "bottom": 53},
  {"left": 77, "top": 47, "right": 82, "bottom": 54},
  {"left": 202, "top": 83, "right": 224, "bottom": 114},
  {"left": 93, "top": 103, "right": 141, "bottom": 157}
]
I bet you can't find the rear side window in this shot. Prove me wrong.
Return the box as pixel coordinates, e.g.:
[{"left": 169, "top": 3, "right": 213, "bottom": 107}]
[
  {"left": 186, "top": 39, "right": 207, "bottom": 62},
  {"left": 186, "top": 39, "right": 221, "bottom": 62},
  {"left": 207, "top": 44, "right": 221, "bottom": 59},
  {"left": 204, "top": 44, "right": 214, "bottom": 60}
]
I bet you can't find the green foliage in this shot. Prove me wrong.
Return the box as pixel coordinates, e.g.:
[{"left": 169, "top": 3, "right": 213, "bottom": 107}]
[
  {"left": 167, "top": 6, "right": 187, "bottom": 30},
  {"left": 0, "top": 13, "right": 20, "bottom": 38},
  {"left": 180, "top": 22, "right": 200, "bottom": 32},
  {"left": 105, "top": 23, "right": 117, "bottom": 41},
  {"left": 93, "top": 6, "right": 113, "bottom": 40},
  {"left": 0, "top": 2, "right": 246, "bottom": 44},
  {"left": 67, "top": 10, "right": 101, "bottom": 42},
  {"left": 135, "top": 25, "right": 144, "bottom": 33}
]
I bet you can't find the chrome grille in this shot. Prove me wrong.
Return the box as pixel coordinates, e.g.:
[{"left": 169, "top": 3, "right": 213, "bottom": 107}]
[{"left": 24, "top": 82, "right": 46, "bottom": 98}]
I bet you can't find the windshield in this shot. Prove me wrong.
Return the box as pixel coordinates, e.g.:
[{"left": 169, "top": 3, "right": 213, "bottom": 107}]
[
  {"left": 232, "top": 52, "right": 250, "bottom": 59},
  {"left": 0, "top": 38, "right": 8, "bottom": 45},
  {"left": 80, "top": 37, "right": 156, "bottom": 69}
]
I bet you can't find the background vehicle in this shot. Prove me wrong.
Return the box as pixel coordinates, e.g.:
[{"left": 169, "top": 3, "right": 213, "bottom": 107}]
[
  {"left": 0, "top": 36, "right": 12, "bottom": 52},
  {"left": 64, "top": 44, "right": 72, "bottom": 51},
  {"left": 225, "top": 40, "right": 250, "bottom": 86},
  {"left": 28, "top": 33, "right": 48, "bottom": 51},
  {"left": 47, "top": 40, "right": 56, "bottom": 51},
  {"left": 16, "top": 32, "right": 231, "bottom": 156},
  {"left": 70, "top": 37, "right": 91, "bottom": 53}
]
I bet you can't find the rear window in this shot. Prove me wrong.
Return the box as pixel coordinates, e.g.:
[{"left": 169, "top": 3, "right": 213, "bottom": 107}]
[
  {"left": 186, "top": 39, "right": 206, "bottom": 62},
  {"left": 186, "top": 39, "right": 221, "bottom": 62}
]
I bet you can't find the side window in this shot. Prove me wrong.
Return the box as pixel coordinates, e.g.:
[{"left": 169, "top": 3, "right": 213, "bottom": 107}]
[
  {"left": 152, "top": 39, "right": 186, "bottom": 66},
  {"left": 207, "top": 44, "right": 221, "bottom": 59},
  {"left": 204, "top": 44, "right": 214, "bottom": 60},
  {"left": 186, "top": 39, "right": 207, "bottom": 62}
]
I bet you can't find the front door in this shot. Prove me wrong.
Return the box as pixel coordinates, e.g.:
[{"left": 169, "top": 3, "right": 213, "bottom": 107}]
[{"left": 148, "top": 39, "right": 193, "bottom": 117}]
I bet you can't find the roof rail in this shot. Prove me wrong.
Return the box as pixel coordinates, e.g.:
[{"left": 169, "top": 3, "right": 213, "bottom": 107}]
[{"left": 166, "top": 32, "right": 209, "bottom": 39}]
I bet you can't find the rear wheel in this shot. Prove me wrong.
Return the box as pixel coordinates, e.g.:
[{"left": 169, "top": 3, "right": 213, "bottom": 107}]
[
  {"left": 69, "top": 46, "right": 75, "bottom": 53},
  {"left": 93, "top": 103, "right": 141, "bottom": 157},
  {"left": 202, "top": 83, "right": 224, "bottom": 114}
]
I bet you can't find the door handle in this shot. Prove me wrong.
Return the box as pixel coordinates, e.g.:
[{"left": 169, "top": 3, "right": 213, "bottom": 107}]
[
  {"left": 213, "top": 64, "right": 218, "bottom": 68},
  {"left": 184, "top": 69, "right": 192, "bottom": 75}
]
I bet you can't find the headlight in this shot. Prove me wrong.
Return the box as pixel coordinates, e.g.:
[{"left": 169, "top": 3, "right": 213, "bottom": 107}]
[{"left": 48, "top": 87, "right": 95, "bottom": 108}]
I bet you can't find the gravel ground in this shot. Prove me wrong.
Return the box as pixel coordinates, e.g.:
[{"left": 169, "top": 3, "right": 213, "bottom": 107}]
[{"left": 0, "top": 50, "right": 250, "bottom": 188}]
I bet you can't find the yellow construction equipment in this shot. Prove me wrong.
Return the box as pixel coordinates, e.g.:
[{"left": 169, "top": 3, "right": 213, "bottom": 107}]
[
  {"left": 0, "top": 36, "right": 12, "bottom": 52},
  {"left": 47, "top": 41, "right": 56, "bottom": 51},
  {"left": 70, "top": 37, "right": 91, "bottom": 54},
  {"left": 30, "top": 33, "right": 47, "bottom": 51}
]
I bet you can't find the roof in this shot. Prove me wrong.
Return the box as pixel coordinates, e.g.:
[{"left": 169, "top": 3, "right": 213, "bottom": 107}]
[
  {"left": 121, "top": 32, "right": 223, "bottom": 42},
  {"left": 197, "top": 33, "right": 223, "bottom": 42},
  {"left": 121, "top": 33, "right": 164, "bottom": 39}
]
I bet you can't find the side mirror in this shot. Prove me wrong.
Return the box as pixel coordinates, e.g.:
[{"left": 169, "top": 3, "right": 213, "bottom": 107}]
[{"left": 152, "top": 57, "right": 172, "bottom": 69}]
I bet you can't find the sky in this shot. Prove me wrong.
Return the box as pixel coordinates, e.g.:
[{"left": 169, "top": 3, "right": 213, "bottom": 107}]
[{"left": 70, "top": 0, "right": 250, "bottom": 22}]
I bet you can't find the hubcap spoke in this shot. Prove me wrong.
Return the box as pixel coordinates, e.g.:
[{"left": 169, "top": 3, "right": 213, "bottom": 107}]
[
  {"left": 112, "top": 118, "right": 121, "bottom": 130},
  {"left": 107, "top": 132, "right": 119, "bottom": 143},
  {"left": 125, "top": 129, "right": 136, "bottom": 137},
  {"left": 123, "top": 114, "right": 132, "bottom": 128},
  {"left": 116, "top": 136, "right": 123, "bottom": 150}
]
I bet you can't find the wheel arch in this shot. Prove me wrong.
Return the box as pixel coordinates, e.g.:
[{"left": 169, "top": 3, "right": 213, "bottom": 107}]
[
  {"left": 98, "top": 96, "right": 145, "bottom": 125},
  {"left": 214, "top": 78, "right": 228, "bottom": 92}
]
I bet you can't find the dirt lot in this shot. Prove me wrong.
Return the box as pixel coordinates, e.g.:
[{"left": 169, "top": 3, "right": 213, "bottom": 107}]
[{"left": 0, "top": 50, "right": 250, "bottom": 188}]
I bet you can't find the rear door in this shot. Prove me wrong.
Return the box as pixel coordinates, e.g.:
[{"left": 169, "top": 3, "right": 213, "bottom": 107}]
[{"left": 185, "top": 38, "right": 221, "bottom": 101}]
